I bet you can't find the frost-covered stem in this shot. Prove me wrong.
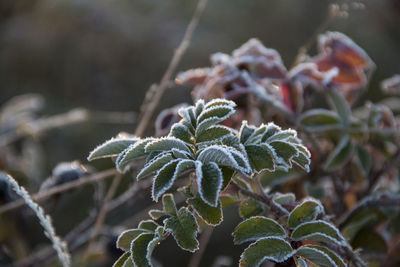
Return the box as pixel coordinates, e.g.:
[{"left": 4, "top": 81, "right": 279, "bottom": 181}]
[
  {"left": 0, "top": 169, "right": 117, "bottom": 215},
  {"left": 134, "top": 0, "right": 209, "bottom": 136},
  {"left": 0, "top": 172, "right": 70, "bottom": 267},
  {"left": 231, "top": 181, "right": 288, "bottom": 217}
]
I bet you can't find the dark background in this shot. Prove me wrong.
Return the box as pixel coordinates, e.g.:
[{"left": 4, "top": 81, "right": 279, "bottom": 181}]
[{"left": 0, "top": 0, "right": 399, "bottom": 266}]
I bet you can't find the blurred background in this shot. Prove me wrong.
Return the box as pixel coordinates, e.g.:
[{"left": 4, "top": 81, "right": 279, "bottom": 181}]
[{"left": 0, "top": 0, "right": 399, "bottom": 266}]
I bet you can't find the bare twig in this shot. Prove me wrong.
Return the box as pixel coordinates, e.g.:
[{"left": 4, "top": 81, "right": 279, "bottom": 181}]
[
  {"left": 0, "top": 169, "right": 117, "bottom": 215},
  {"left": 82, "top": 173, "right": 122, "bottom": 265},
  {"left": 15, "top": 177, "right": 153, "bottom": 267},
  {"left": 0, "top": 109, "right": 136, "bottom": 148},
  {"left": 187, "top": 226, "right": 214, "bottom": 267},
  {"left": 290, "top": 3, "right": 340, "bottom": 68},
  {"left": 134, "top": 0, "right": 209, "bottom": 136}
]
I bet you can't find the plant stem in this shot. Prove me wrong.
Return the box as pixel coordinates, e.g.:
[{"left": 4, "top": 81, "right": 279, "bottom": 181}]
[
  {"left": 0, "top": 169, "right": 118, "bottom": 215},
  {"left": 231, "top": 181, "right": 288, "bottom": 217},
  {"left": 134, "top": 0, "right": 209, "bottom": 137}
]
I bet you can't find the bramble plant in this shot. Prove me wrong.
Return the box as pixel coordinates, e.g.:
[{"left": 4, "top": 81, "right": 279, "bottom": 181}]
[
  {"left": 1, "top": 4, "right": 400, "bottom": 266},
  {"left": 87, "top": 31, "right": 400, "bottom": 267},
  {"left": 89, "top": 99, "right": 357, "bottom": 267}
]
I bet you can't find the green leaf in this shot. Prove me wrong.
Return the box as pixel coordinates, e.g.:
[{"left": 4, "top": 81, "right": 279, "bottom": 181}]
[
  {"left": 130, "top": 232, "right": 159, "bottom": 267},
  {"left": 239, "top": 121, "right": 257, "bottom": 144},
  {"left": 117, "top": 229, "right": 149, "bottom": 251},
  {"left": 197, "top": 145, "right": 248, "bottom": 173},
  {"left": 294, "top": 257, "right": 308, "bottom": 267},
  {"left": 296, "top": 245, "right": 343, "bottom": 267},
  {"left": 116, "top": 138, "right": 154, "bottom": 171},
  {"left": 162, "top": 193, "right": 177, "bottom": 216},
  {"left": 178, "top": 107, "right": 196, "bottom": 129},
  {"left": 324, "top": 135, "right": 353, "bottom": 171},
  {"left": 220, "top": 194, "right": 237, "bottom": 209},
  {"left": 342, "top": 211, "right": 381, "bottom": 241},
  {"left": 152, "top": 160, "right": 180, "bottom": 201},
  {"left": 352, "top": 229, "right": 387, "bottom": 255},
  {"left": 272, "top": 193, "right": 296, "bottom": 206},
  {"left": 266, "top": 129, "right": 297, "bottom": 142},
  {"left": 304, "top": 245, "right": 346, "bottom": 267},
  {"left": 288, "top": 199, "right": 324, "bottom": 228},
  {"left": 261, "top": 123, "right": 281, "bottom": 142},
  {"left": 145, "top": 137, "right": 191, "bottom": 154},
  {"left": 298, "top": 109, "right": 341, "bottom": 132},
  {"left": 197, "top": 162, "right": 223, "bottom": 207},
  {"left": 197, "top": 105, "right": 235, "bottom": 124},
  {"left": 269, "top": 141, "right": 298, "bottom": 170},
  {"left": 187, "top": 195, "right": 223, "bottom": 226},
  {"left": 196, "top": 125, "right": 232, "bottom": 144},
  {"left": 354, "top": 145, "right": 371, "bottom": 175},
  {"left": 220, "top": 166, "right": 234, "bottom": 190},
  {"left": 239, "top": 198, "right": 266, "bottom": 219},
  {"left": 245, "top": 144, "right": 275, "bottom": 172},
  {"left": 327, "top": 90, "right": 351, "bottom": 126},
  {"left": 204, "top": 98, "right": 236, "bottom": 109},
  {"left": 139, "top": 220, "right": 159, "bottom": 232},
  {"left": 292, "top": 144, "right": 311, "bottom": 172},
  {"left": 137, "top": 153, "right": 174, "bottom": 180},
  {"left": 164, "top": 207, "right": 199, "bottom": 252},
  {"left": 239, "top": 237, "right": 295, "bottom": 267},
  {"left": 291, "top": 220, "right": 345, "bottom": 246},
  {"left": 149, "top": 209, "right": 169, "bottom": 220},
  {"left": 122, "top": 258, "right": 134, "bottom": 267},
  {"left": 169, "top": 123, "right": 193, "bottom": 144},
  {"left": 88, "top": 136, "right": 138, "bottom": 161},
  {"left": 113, "top": 251, "right": 131, "bottom": 267},
  {"left": 152, "top": 159, "right": 195, "bottom": 201},
  {"left": 233, "top": 216, "right": 286, "bottom": 244}
]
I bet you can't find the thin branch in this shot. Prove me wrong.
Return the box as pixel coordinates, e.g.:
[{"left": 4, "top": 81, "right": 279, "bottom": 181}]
[
  {"left": 0, "top": 169, "right": 117, "bottom": 215},
  {"left": 187, "top": 226, "right": 214, "bottom": 267},
  {"left": 231, "top": 181, "right": 288, "bottom": 217},
  {"left": 134, "top": 0, "right": 209, "bottom": 136},
  {"left": 0, "top": 109, "right": 136, "bottom": 148},
  {"left": 15, "top": 177, "right": 153, "bottom": 267},
  {"left": 82, "top": 173, "right": 122, "bottom": 265},
  {"left": 290, "top": 3, "right": 340, "bottom": 68}
]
